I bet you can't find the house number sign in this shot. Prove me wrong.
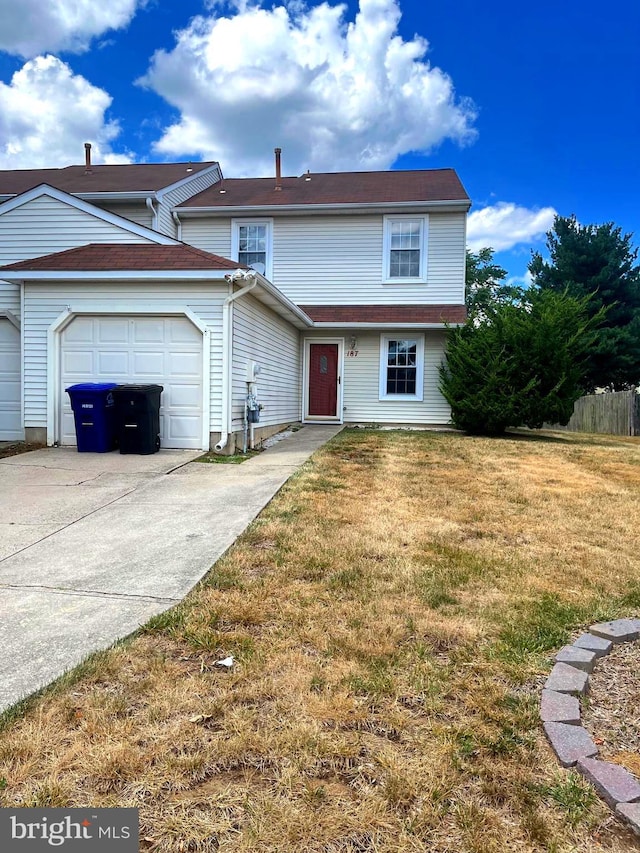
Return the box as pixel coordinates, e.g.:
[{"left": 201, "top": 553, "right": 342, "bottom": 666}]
[{"left": 346, "top": 350, "right": 359, "bottom": 357}]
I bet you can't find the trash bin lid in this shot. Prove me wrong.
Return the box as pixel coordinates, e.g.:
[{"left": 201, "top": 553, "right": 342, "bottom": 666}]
[
  {"left": 113, "top": 384, "right": 164, "bottom": 393},
  {"left": 66, "top": 383, "right": 118, "bottom": 392}
]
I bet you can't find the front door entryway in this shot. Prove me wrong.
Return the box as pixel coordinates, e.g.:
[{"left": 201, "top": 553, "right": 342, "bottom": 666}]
[{"left": 305, "top": 340, "right": 342, "bottom": 421}]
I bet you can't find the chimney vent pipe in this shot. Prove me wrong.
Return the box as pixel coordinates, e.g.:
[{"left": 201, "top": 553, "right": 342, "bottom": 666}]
[
  {"left": 84, "top": 142, "right": 92, "bottom": 174},
  {"left": 274, "top": 147, "right": 282, "bottom": 191}
]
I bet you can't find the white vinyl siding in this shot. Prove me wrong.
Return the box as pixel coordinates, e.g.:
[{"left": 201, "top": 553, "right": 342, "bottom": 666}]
[
  {"left": 427, "top": 214, "right": 466, "bottom": 303},
  {"left": 157, "top": 166, "right": 223, "bottom": 237},
  {"left": 306, "top": 329, "right": 450, "bottom": 424},
  {"left": 95, "top": 203, "right": 153, "bottom": 230},
  {"left": 0, "top": 195, "right": 155, "bottom": 267},
  {"left": 182, "top": 212, "right": 465, "bottom": 304},
  {"left": 231, "top": 294, "right": 300, "bottom": 430},
  {"left": 22, "top": 282, "right": 227, "bottom": 433},
  {"left": 180, "top": 218, "right": 232, "bottom": 260},
  {"left": 0, "top": 281, "right": 20, "bottom": 316}
]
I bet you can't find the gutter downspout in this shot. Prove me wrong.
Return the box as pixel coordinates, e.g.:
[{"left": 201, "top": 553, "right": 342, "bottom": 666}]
[
  {"left": 215, "top": 270, "right": 258, "bottom": 453},
  {"left": 145, "top": 196, "right": 158, "bottom": 231},
  {"left": 172, "top": 211, "right": 182, "bottom": 241}
]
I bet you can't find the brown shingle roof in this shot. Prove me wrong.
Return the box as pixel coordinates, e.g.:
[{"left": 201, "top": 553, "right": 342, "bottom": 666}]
[
  {"left": 0, "top": 243, "right": 242, "bottom": 272},
  {"left": 0, "top": 162, "right": 218, "bottom": 196},
  {"left": 179, "top": 169, "right": 469, "bottom": 208},
  {"left": 299, "top": 305, "right": 467, "bottom": 324}
]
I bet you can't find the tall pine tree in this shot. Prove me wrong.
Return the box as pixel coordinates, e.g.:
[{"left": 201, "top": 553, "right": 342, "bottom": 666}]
[{"left": 529, "top": 214, "right": 640, "bottom": 391}]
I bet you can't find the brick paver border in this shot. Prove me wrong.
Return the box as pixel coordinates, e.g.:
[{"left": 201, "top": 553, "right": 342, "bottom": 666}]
[{"left": 542, "top": 618, "right": 640, "bottom": 837}]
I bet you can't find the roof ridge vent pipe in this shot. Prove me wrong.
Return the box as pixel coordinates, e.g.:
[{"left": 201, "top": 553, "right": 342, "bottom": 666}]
[
  {"left": 84, "top": 142, "right": 92, "bottom": 174},
  {"left": 274, "top": 147, "right": 282, "bottom": 191},
  {"left": 215, "top": 270, "right": 258, "bottom": 453}
]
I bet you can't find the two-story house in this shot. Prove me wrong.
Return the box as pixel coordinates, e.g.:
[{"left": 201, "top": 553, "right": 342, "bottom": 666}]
[{"left": 0, "top": 147, "right": 469, "bottom": 452}]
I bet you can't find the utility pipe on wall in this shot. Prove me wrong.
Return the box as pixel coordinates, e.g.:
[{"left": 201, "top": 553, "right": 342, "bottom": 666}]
[{"left": 215, "top": 270, "right": 258, "bottom": 452}]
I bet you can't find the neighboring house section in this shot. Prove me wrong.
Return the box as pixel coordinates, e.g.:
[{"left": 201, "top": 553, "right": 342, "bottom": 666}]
[
  {"left": 0, "top": 152, "right": 222, "bottom": 239},
  {"left": 0, "top": 154, "right": 470, "bottom": 451},
  {"left": 0, "top": 187, "right": 169, "bottom": 268}
]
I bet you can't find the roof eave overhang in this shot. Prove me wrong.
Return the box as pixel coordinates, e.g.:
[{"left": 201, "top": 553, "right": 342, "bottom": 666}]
[
  {"left": 0, "top": 270, "right": 234, "bottom": 281},
  {"left": 0, "top": 267, "right": 313, "bottom": 329},
  {"left": 176, "top": 199, "right": 472, "bottom": 217},
  {"left": 310, "top": 322, "right": 459, "bottom": 329},
  {"left": 252, "top": 272, "right": 313, "bottom": 328},
  {"left": 76, "top": 191, "right": 156, "bottom": 201}
]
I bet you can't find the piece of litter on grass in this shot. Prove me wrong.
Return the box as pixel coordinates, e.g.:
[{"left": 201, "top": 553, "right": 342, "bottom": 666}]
[
  {"left": 214, "top": 656, "right": 234, "bottom": 668},
  {"left": 189, "top": 713, "right": 215, "bottom": 724}
]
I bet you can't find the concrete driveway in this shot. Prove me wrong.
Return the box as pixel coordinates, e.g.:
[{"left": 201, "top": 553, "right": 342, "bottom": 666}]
[{"left": 0, "top": 425, "right": 342, "bottom": 712}]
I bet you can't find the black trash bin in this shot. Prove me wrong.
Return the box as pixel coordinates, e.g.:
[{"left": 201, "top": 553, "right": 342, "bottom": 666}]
[
  {"left": 113, "top": 384, "right": 163, "bottom": 455},
  {"left": 66, "top": 383, "right": 118, "bottom": 452}
]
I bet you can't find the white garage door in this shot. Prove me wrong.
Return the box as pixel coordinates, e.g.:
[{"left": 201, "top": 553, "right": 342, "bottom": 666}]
[
  {"left": 0, "top": 318, "right": 22, "bottom": 441},
  {"left": 60, "top": 315, "right": 203, "bottom": 449}
]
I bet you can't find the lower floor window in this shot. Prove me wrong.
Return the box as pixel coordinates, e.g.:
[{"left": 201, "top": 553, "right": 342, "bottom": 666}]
[{"left": 379, "top": 335, "right": 424, "bottom": 400}]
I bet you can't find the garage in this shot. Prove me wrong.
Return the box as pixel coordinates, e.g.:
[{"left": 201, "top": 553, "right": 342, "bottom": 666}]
[
  {"left": 0, "top": 316, "right": 21, "bottom": 441},
  {"left": 60, "top": 315, "right": 203, "bottom": 449}
]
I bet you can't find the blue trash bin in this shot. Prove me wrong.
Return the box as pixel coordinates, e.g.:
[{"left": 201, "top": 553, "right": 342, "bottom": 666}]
[{"left": 66, "top": 383, "right": 118, "bottom": 452}]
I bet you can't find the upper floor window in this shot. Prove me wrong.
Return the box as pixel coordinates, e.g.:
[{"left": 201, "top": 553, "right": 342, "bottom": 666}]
[
  {"left": 383, "top": 215, "right": 428, "bottom": 283},
  {"left": 231, "top": 218, "right": 273, "bottom": 279}
]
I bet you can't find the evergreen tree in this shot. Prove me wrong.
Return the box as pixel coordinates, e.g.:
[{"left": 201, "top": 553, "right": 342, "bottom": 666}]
[
  {"left": 440, "top": 289, "right": 601, "bottom": 435},
  {"left": 529, "top": 215, "right": 640, "bottom": 390}
]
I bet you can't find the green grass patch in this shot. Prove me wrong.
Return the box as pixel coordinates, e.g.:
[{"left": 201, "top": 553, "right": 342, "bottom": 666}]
[
  {"left": 415, "top": 543, "right": 503, "bottom": 609},
  {"left": 538, "top": 773, "right": 597, "bottom": 827},
  {"left": 494, "top": 594, "right": 599, "bottom": 663},
  {"left": 196, "top": 450, "right": 260, "bottom": 463}
]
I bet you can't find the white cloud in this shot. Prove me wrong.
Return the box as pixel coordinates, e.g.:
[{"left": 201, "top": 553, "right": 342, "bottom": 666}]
[
  {"left": 0, "top": 0, "right": 143, "bottom": 58},
  {"left": 0, "top": 55, "right": 130, "bottom": 169},
  {"left": 467, "top": 202, "right": 556, "bottom": 252},
  {"left": 505, "top": 270, "right": 534, "bottom": 289},
  {"left": 141, "top": 0, "right": 477, "bottom": 175}
]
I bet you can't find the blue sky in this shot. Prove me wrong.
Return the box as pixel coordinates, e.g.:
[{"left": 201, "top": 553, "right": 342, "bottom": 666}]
[{"left": 0, "top": 0, "right": 638, "bottom": 282}]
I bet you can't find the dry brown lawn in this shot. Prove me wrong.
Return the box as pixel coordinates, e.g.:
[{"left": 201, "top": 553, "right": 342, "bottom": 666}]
[{"left": 1, "top": 428, "right": 640, "bottom": 852}]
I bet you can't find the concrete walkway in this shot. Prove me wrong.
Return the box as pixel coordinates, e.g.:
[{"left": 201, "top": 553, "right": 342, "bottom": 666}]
[{"left": 0, "top": 425, "right": 342, "bottom": 712}]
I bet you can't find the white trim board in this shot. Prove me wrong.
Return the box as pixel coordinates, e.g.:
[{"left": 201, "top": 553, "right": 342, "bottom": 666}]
[
  {"left": 156, "top": 163, "right": 222, "bottom": 200},
  {"left": 0, "top": 309, "right": 20, "bottom": 329}
]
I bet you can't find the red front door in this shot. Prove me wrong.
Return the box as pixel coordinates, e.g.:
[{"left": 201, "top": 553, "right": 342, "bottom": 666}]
[{"left": 308, "top": 343, "right": 339, "bottom": 417}]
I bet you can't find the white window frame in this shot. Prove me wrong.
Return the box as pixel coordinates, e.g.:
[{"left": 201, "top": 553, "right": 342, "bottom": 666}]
[
  {"left": 378, "top": 334, "right": 424, "bottom": 401},
  {"left": 382, "top": 215, "right": 428, "bottom": 284},
  {"left": 231, "top": 218, "right": 274, "bottom": 280}
]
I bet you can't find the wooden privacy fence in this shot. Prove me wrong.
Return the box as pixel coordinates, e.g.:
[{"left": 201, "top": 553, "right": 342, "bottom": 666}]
[{"left": 549, "top": 389, "right": 640, "bottom": 436}]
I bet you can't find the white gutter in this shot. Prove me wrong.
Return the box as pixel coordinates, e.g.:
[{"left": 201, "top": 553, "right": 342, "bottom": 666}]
[
  {"left": 172, "top": 210, "right": 182, "bottom": 240},
  {"left": 215, "top": 270, "right": 258, "bottom": 452},
  {"left": 176, "top": 199, "right": 471, "bottom": 216},
  {"left": 146, "top": 196, "right": 158, "bottom": 230}
]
